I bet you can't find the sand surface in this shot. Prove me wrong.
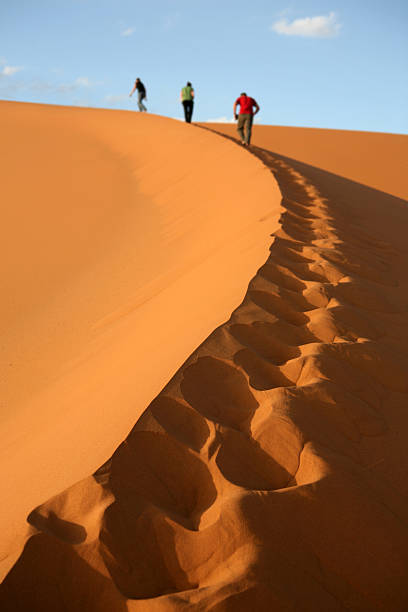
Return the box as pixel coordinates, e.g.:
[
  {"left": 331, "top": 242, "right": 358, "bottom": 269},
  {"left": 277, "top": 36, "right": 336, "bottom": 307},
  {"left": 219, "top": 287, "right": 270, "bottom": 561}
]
[
  {"left": 0, "top": 102, "right": 279, "bottom": 580},
  {"left": 203, "top": 123, "right": 408, "bottom": 201},
  {"left": 1, "top": 106, "right": 408, "bottom": 610}
]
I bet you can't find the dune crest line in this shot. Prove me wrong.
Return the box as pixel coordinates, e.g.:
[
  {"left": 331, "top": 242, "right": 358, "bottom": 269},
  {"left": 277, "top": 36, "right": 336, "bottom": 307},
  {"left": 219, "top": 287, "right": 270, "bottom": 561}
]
[
  {"left": 2, "top": 122, "right": 408, "bottom": 610},
  {"left": 0, "top": 102, "right": 280, "bottom": 582}
]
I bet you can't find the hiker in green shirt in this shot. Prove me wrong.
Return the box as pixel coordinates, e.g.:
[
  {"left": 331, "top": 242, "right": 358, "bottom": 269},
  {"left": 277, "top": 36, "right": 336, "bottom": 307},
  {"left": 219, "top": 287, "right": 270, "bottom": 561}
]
[{"left": 180, "top": 82, "right": 194, "bottom": 123}]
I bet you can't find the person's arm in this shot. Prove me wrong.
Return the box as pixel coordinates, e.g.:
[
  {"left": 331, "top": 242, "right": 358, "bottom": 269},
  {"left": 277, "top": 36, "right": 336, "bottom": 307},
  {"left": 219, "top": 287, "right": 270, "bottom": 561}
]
[
  {"left": 253, "top": 101, "right": 260, "bottom": 115},
  {"left": 233, "top": 100, "right": 239, "bottom": 120},
  {"left": 180, "top": 90, "right": 183, "bottom": 102},
  {"left": 191, "top": 89, "right": 194, "bottom": 99},
  {"left": 129, "top": 83, "right": 137, "bottom": 97}
]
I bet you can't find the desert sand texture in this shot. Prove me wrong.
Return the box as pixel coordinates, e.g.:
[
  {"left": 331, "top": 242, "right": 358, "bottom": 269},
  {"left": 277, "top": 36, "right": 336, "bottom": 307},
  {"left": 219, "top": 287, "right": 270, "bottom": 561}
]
[
  {"left": 203, "top": 123, "right": 408, "bottom": 201},
  {"left": 0, "top": 101, "right": 279, "bottom": 582},
  {"left": 1, "top": 105, "right": 408, "bottom": 611}
]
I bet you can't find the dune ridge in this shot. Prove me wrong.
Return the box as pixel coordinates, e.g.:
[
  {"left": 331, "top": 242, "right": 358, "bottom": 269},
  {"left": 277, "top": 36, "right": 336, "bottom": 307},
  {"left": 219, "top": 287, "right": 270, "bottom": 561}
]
[
  {"left": 203, "top": 123, "right": 408, "bottom": 201},
  {"left": 2, "top": 108, "right": 408, "bottom": 610},
  {"left": 0, "top": 101, "right": 280, "bottom": 581}
]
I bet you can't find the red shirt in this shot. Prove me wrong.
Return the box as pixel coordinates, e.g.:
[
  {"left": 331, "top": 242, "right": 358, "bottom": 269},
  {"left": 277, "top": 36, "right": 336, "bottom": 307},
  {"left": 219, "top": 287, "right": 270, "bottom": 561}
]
[{"left": 236, "top": 95, "right": 257, "bottom": 115}]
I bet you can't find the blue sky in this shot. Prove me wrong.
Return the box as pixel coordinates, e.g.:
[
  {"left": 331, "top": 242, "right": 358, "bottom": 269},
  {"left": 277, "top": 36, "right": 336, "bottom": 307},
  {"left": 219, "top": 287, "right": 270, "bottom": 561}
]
[{"left": 1, "top": 0, "right": 407, "bottom": 132}]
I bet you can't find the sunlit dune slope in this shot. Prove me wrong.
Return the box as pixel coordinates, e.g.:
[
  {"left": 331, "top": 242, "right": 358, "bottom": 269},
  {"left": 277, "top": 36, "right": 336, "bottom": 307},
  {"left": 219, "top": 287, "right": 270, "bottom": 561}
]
[
  {"left": 0, "top": 101, "right": 280, "bottom": 577},
  {"left": 1, "top": 111, "right": 408, "bottom": 611}
]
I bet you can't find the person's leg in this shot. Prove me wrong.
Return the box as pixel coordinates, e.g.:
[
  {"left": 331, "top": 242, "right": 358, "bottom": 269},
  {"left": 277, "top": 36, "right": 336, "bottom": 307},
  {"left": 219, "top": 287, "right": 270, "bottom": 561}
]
[
  {"left": 237, "top": 114, "right": 246, "bottom": 142},
  {"left": 245, "top": 115, "right": 253, "bottom": 144},
  {"left": 138, "top": 92, "right": 147, "bottom": 111},
  {"left": 187, "top": 101, "right": 193, "bottom": 123},
  {"left": 182, "top": 100, "right": 189, "bottom": 122}
]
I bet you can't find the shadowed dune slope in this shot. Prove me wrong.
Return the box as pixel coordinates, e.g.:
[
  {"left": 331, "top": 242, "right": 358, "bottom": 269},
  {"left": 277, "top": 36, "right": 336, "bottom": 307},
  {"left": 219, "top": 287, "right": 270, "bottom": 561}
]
[
  {"left": 1, "top": 114, "right": 408, "bottom": 611},
  {"left": 0, "top": 102, "right": 280, "bottom": 579},
  {"left": 203, "top": 123, "right": 408, "bottom": 201}
]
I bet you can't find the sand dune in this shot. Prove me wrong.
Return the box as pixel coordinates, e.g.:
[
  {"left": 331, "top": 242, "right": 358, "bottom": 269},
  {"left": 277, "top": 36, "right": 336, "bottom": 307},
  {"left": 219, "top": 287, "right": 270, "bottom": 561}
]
[
  {"left": 203, "top": 123, "right": 408, "bottom": 201},
  {"left": 1, "top": 105, "right": 408, "bottom": 610},
  {"left": 0, "top": 102, "right": 279, "bottom": 580}
]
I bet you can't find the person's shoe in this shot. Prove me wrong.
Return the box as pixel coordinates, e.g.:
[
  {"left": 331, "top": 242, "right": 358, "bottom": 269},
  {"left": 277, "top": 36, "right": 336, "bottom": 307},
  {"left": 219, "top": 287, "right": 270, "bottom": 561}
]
[{"left": 241, "top": 141, "right": 246, "bottom": 145}]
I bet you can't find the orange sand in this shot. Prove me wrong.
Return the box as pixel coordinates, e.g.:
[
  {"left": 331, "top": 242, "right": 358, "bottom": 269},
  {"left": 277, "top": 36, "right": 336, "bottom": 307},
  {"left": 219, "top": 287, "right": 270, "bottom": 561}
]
[
  {"left": 1, "top": 105, "right": 408, "bottom": 610},
  {"left": 203, "top": 123, "right": 408, "bottom": 200},
  {"left": 0, "top": 102, "right": 279, "bottom": 580}
]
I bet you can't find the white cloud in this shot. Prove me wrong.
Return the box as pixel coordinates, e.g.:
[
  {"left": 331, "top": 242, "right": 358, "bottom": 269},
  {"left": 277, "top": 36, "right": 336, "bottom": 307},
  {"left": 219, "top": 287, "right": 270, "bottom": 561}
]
[
  {"left": 121, "top": 27, "right": 135, "bottom": 37},
  {"left": 74, "top": 76, "right": 91, "bottom": 87},
  {"left": 2, "top": 65, "right": 23, "bottom": 76},
  {"left": 105, "top": 94, "right": 128, "bottom": 104},
  {"left": 57, "top": 76, "right": 101, "bottom": 92},
  {"left": 271, "top": 12, "right": 341, "bottom": 38},
  {"left": 0, "top": 74, "right": 101, "bottom": 97},
  {"left": 203, "top": 116, "right": 236, "bottom": 123},
  {"left": 29, "top": 80, "right": 54, "bottom": 92}
]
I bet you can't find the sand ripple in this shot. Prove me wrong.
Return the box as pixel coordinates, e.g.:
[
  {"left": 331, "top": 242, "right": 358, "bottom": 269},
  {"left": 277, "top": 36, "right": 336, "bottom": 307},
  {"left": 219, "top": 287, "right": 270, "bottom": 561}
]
[{"left": 2, "top": 126, "right": 408, "bottom": 611}]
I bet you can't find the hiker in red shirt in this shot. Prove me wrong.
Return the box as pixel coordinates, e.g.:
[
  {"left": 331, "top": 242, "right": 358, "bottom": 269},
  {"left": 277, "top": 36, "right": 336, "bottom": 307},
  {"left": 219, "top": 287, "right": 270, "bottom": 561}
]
[{"left": 233, "top": 93, "right": 260, "bottom": 146}]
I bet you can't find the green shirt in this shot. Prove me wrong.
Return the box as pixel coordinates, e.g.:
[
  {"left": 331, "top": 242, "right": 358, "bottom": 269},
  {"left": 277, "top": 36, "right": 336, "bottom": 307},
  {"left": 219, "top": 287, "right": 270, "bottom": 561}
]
[{"left": 181, "top": 85, "right": 194, "bottom": 101}]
